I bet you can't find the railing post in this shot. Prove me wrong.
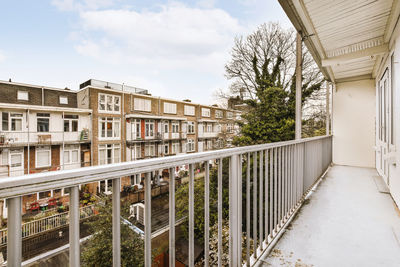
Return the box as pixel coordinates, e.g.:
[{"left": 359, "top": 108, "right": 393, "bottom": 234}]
[
  {"left": 229, "top": 154, "right": 241, "bottom": 267},
  {"left": 145, "top": 172, "right": 152, "bottom": 267},
  {"left": 112, "top": 178, "right": 121, "bottom": 267},
  {"left": 7, "top": 196, "right": 21, "bottom": 267},
  {"left": 217, "top": 158, "right": 223, "bottom": 267},
  {"left": 69, "top": 185, "right": 80, "bottom": 267},
  {"left": 204, "top": 161, "right": 210, "bottom": 267},
  {"left": 189, "top": 164, "right": 194, "bottom": 267},
  {"left": 169, "top": 167, "right": 175, "bottom": 267}
]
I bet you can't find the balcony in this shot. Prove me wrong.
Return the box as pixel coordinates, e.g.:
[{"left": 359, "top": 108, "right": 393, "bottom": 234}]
[
  {"left": 197, "top": 131, "right": 219, "bottom": 138},
  {"left": 0, "top": 130, "right": 90, "bottom": 146},
  {"left": 0, "top": 135, "right": 337, "bottom": 266},
  {"left": 259, "top": 165, "right": 400, "bottom": 266}
]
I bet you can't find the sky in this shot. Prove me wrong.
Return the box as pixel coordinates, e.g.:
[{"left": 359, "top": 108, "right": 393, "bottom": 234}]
[{"left": 0, "top": 0, "right": 290, "bottom": 105}]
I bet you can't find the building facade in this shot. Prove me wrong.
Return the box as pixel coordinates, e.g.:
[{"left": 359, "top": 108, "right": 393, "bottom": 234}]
[{"left": 0, "top": 79, "right": 239, "bottom": 218}]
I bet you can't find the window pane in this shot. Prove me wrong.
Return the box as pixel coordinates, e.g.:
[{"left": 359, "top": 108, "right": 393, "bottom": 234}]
[
  {"left": 114, "top": 121, "right": 120, "bottom": 137},
  {"left": 39, "top": 191, "right": 51, "bottom": 199},
  {"left": 64, "top": 151, "right": 70, "bottom": 164},
  {"left": 37, "top": 150, "right": 50, "bottom": 167},
  {"left": 72, "top": 150, "right": 79, "bottom": 163},
  {"left": 114, "top": 97, "right": 120, "bottom": 111},
  {"left": 37, "top": 118, "right": 49, "bottom": 132},
  {"left": 114, "top": 148, "right": 120, "bottom": 163},
  {"left": 107, "top": 122, "right": 113, "bottom": 137},
  {"left": 72, "top": 120, "right": 78, "bottom": 132},
  {"left": 2, "top": 112, "right": 8, "bottom": 131},
  {"left": 10, "top": 154, "right": 22, "bottom": 167},
  {"left": 107, "top": 96, "right": 113, "bottom": 111},
  {"left": 64, "top": 120, "right": 69, "bottom": 132},
  {"left": 11, "top": 118, "right": 22, "bottom": 131}
]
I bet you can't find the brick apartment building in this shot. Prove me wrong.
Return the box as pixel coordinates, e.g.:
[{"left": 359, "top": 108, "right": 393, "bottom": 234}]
[{"left": 0, "top": 79, "right": 239, "bottom": 219}]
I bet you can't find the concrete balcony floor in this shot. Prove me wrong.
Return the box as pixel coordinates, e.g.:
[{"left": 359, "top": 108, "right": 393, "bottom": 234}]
[{"left": 261, "top": 165, "right": 400, "bottom": 267}]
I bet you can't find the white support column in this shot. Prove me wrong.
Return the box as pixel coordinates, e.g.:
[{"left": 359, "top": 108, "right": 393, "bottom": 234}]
[
  {"left": 69, "top": 186, "right": 80, "bottom": 267},
  {"left": 112, "top": 178, "right": 121, "bottom": 267},
  {"left": 326, "top": 82, "right": 331, "bottom": 135},
  {"left": 7, "top": 197, "right": 21, "bottom": 267},
  {"left": 295, "top": 32, "right": 302, "bottom": 140}
]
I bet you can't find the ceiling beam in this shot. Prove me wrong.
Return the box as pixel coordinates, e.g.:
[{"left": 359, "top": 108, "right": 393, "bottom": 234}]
[
  {"left": 335, "top": 74, "right": 373, "bottom": 84},
  {"left": 384, "top": 0, "right": 400, "bottom": 43},
  {"left": 321, "top": 44, "right": 388, "bottom": 67}
]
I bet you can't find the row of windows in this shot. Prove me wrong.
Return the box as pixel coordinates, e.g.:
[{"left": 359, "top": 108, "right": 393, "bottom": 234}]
[
  {"left": 126, "top": 95, "right": 235, "bottom": 118},
  {"left": 1, "top": 112, "right": 82, "bottom": 133},
  {"left": 0, "top": 145, "right": 80, "bottom": 170},
  {"left": 16, "top": 90, "right": 70, "bottom": 105}
]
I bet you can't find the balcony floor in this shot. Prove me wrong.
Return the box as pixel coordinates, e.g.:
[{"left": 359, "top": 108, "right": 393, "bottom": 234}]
[{"left": 260, "top": 165, "right": 400, "bottom": 267}]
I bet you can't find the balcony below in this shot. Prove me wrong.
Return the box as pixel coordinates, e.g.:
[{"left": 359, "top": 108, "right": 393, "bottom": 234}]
[{"left": 259, "top": 165, "right": 400, "bottom": 267}]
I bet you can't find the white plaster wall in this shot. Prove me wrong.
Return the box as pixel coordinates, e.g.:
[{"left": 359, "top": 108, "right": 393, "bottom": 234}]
[{"left": 332, "top": 79, "right": 375, "bottom": 168}]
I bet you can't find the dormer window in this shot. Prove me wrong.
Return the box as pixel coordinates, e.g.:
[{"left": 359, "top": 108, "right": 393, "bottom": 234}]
[
  {"left": 17, "top": 91, "right": 28, "bottom": 101},
  {"left": 59, "top": 96, "right": 68, "bottom": 104}
]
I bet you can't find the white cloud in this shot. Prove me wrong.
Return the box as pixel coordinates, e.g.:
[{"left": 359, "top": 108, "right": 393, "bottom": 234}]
[{"left": 74, "top": 2, "right": 244, "bottom": 73}]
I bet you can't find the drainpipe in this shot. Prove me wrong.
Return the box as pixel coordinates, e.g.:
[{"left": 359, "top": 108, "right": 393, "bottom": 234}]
[
  {"left": 122, "top": 84, "right": 125, "bottom": 163},
  {"left": 27, "top": 109, "right": 30, "bottom": 174},
  {"left": 41, "top": 88, "right": 44, "bottom": 106},
  {"left": 295, "top": 32, "right": 302, "bottom": 140},
  {"left": 62, "top": 111, "right": 65, "bottom": 170}
]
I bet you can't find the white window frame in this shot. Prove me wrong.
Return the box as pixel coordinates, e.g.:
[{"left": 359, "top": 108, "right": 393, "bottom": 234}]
[
  {"left": 36, "top": 146, "right": 51, "bottom": 168},
  {"left": 172, "top": 142, "right": 180, "bottom": 154},
  {"left": 59, "top": 96, "right": 68, "bottom": 105},
  {"left": 62, "top": 145, "right": 80, "bottom": 166},
  {"left": 99, "top": 144, "right": 121, "bottom": 165},
  {"left": 227, "top": 112, "right": 233, "bottom": 119},
  {"left": 1, "top": 148, "right": 24, "bottom": 169},
  {"left": 132, "top": 119, "right": 141, "bottom": 139},
  {"left": 37, "top": 113, "right": 50, "bottom": 133},
  {"left": 227, "top": 123, "right": 234, "bottom": 133},
  {"left": 145, "top": 120, "right": 155, "bottom": 138},
  {"left": 99, "top": 117, "right": 121, "bottom": 139},
  {"left": 187, "top": 121, "right": 195, "bottom": 134},
  {"left": 184, "top": 105, "right": 195, "bottom": 116},
  {"left": 63, "top": 114, "right": 78, "bottom": 132},
  {"left": 207, "top": 124, "right": 213, "bottom": 133},
  {"left": 131, "top": 144, "right": 141, "bottom": 160},
  {"left": 98, "top": 93, "right": 121, "bottom": 113},
  {"left": 187, "top": 139, "right": 195, "bottom": 152},
  {"left": 207, "top": 140, "right": 213, "bottom": 150},
  {"left": 201, "top": 108, "right": 210, "bottom": 117},
  {"left": 2, "top": 112, "right": 23, "bottom": 132},
  {"left": 215, "top": 110, "right": 223, "bottom": 119},
  {"left": 172, "top": 121, "right": 179, "bottom": 133},
  {"left": 145, "top": 143, "right": 156, "bottom": 157},
  {"left": 17, "top": 91, "right": 28, "bottom": 101},
  {"left": 164, "top": 102, "right": 177, "bottom": 114},
  {"left": 164, "top": 143, "right": 169, "bottom": 155},
  {"left": 134, "top": 98, "right": 151, "bottom": 112}
]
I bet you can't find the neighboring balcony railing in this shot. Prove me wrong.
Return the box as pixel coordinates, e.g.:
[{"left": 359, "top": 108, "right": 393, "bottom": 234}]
[
  {"left": 198, "top": 131, "right": 220, "bottom": 138},
  {"left": 0, "top": 130, "right": 90, "bottom": 146},
  {"left": 0, "top": 205, "right": 95, "bottom": 246},
  {"left": 0, "top": 135, "right": 332, "bottom": 267}
]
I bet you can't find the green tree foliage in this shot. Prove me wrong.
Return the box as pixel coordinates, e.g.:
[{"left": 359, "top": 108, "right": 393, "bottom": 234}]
[
  {"left": 224, "top": 22, "right": 324, "bottom": 145},
  {"left": 82, "top": 199, "right": 145, "bottom": 267},
  {"left": 175, "top": 160, "right": 230, "bottom": 243}
]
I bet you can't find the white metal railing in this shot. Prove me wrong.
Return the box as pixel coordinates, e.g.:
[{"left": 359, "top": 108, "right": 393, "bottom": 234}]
[
  {"left": 197, "top": 131, "right": 219, "bottom": 138},
  {"left": 0, "top": 135, "right": 332, "bottom": 267},
  {"left": 0, "top": 130, "right": 90, "bottom": 145},
  {"left": 0, "top": 205, "right": 95, "bottom": 246}
]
